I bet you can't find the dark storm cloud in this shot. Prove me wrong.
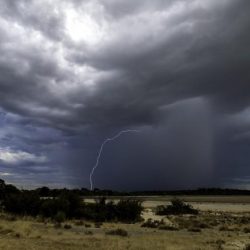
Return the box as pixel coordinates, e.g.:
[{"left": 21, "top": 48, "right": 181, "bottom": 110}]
[
  {"left": 67, "top": 0, "right": 250, "bottom": 128},
  {"left": 1, "top": 0, "right": 250, "bottom": 129},
  {"left": 0, "top": 0, "right": 249, "bottom": 188}
]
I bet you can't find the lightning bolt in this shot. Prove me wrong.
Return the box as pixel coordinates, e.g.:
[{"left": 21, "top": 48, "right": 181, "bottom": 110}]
[{"left": 89, "top": 129, "right": 140, "bottom": 190}]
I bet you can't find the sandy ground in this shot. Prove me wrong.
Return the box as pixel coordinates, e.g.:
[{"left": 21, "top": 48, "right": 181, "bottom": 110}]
[
  {"left": 0, "top": 210, "right": 250, "bottom": 250},
  {"left": 85, "top": 195, "right": 250, "bottom": 213},
  {"left": 1, "top": 196, "right": 250, "bottom": 249},
  {"left": 143, "top": 201, "right": 250, "bottom": 213}
]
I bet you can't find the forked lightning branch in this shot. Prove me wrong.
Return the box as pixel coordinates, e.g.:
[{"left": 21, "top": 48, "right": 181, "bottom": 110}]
[{"left": 89, "top": 130, "right": 140, "bottom": 190}]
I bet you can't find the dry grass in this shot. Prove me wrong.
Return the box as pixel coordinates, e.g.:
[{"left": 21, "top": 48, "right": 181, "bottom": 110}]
[
  {"left": 0, "top": 197, "right": 250, "bottom": 250},
  {"left": 0, "top": 214, "right": 248, "bottom": 250}
]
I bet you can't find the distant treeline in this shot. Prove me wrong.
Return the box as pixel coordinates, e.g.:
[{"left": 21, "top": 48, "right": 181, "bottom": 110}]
[
  {"left": 126, "top": 188, "right": 250, "bottom": 196},
  {"left": 1, "top": 179, "right": 250, "bottom": 198},
  {"left": 35, "top": 187, "right": 250, "bottom": 197}
]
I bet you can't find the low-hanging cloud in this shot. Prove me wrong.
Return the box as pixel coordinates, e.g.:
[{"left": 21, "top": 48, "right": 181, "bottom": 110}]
[{"left": 0, "top": 148, "right": 47, "bottom": 165}]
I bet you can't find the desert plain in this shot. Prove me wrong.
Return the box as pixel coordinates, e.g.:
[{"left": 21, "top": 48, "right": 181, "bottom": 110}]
[{"left": 0, "top": 196, "right": 250, "bottom": 250}]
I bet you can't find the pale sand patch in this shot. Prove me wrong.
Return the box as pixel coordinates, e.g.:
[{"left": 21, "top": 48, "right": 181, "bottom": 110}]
[
  {"left": 141, "top": 208, "right": 173, "bottom": 225},
  {"left": 85, "top": 198, "right": 250, "bottom": 213},
  {"left": 143, "top": 200, "right": 250, "bottom": 213}
]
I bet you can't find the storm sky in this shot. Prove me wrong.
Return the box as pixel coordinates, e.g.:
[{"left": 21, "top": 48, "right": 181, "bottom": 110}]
[{"left": 0, "top": 0, "right": 250, "bottom": 190}]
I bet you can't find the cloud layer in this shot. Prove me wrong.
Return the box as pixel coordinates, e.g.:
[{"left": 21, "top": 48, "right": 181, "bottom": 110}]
[{"left": 0, "top": 0, "right": 250, "bottom": 189}]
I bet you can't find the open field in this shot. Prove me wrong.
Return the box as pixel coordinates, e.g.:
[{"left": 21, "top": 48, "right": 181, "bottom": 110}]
[
  {"left": 85, "top": 195, "right": 250, "bottom": 203},
  {"left": 1, "top": 196, "right": 250, "bottom": 250},
  {"left": 85, "top": 195, "right": 250, "bottom": 213}
]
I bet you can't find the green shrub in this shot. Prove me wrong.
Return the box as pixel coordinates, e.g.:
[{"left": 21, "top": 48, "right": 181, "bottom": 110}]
[
  {"left": 116, "top": 199, "right": 143, "bottom": 222},
  {"left": 15, "top": 233, "right": 21, "bottom": 238},
  {"left": 54, "top": 211, "right": 66, "bottom": 223},
  {"left": 95, "top": 222, "right": 102, "bottom": 228},
  {"left": 40, "top": 199, "right": 56, "bottom": 218},
  {"left": 240, "top": 216, "right": 250, "bottom": 224},
  {"left": 59, "top": 192, "right": 83, "bottom": 218},
  {"left": 40, "top": 192, "right": 83, "bottom": 219},
  {"left": 216, "top": 240, "right": 225, "bottom": 245},
  {"left": 74, "top": 220, "right": 84, "bottom": 226},
  {"left": 82, "top": 198, "right": 142, "bottom": 223},
  {"left": 158, "top": 225, "right": 179, "bottom": 231},
  {"left": 106, "top": 228, "right": 128, "bottom": 237},
  {"left": 196, "top": 222, "right": 209, "bottom": 229},
  {"left": 156, "top": 198, "right": 198, "bottom": 215},
  {"left": 188, "top": 227, "right": 201, "bottom": 232},
  {"left": 243, "top": 227, "right": 250, "bottom": 233}
]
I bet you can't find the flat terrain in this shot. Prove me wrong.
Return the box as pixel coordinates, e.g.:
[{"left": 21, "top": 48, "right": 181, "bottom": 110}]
[
  {"left": 1, "top": 196, "right": 250, "bottom": 250},
  {"left": 86, "top": 195, "right": 250, "bottom": 213}
]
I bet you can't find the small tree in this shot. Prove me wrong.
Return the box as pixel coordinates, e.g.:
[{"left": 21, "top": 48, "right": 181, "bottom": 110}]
[
  {"left": 54, "top": 211, "right": 66, "bottom": 223},
  {"left": 116, "top": 199, "right": 143, "bottom": 222}
]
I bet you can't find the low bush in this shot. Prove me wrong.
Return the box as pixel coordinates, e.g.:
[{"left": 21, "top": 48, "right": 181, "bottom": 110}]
[
  {"left": 82, "top": 198, "right": 143, "bottom": 223},
  {"left": 197, "top": 222, "right": 209, "bottom": 229},
  {"left": 116, "top": 199, "right": 143, "bottom": 222},
  {"left": 219, "top": 225, "right": 238, "bottom": 232},
  {"left": 240, "top": 216, "right": 250, "bottom": 224},
  {"left": 74, "top": 220, "right": 84, "bottom": 226},
  {"left": 54, "top": 211, "right": 66, "bottom": 223},
  {"left": 158, "top": 225, "right": 179, "bottom": 231},
  {"left": 156, "top": 198, "right": 198, "bottom": 215},
  {"left": 14, "top": 233, "right": 21, "bottom": 238},
  {"left": 94, "top": 222, "right": 102, "bottom": 228},
  {"left": 64, "top": 224, "right": 72, "bottom": 229},
  {"left": 216, "top": 239, "right": 225, "bottom": 250},
  {"left": 106, "top": 228, "right": 128, "bottom": 237},
  {"left": 243, "top": 227, "right": 250, "bottom": 233},
  {"left": 188, "top": 227, "right": 201, "bottom": 232},
  {"left": 85, "top": 230, "right": 93, "bottom": 235},
  {"left": 216, "top": 239, "right": 225, "bottom": 245}
]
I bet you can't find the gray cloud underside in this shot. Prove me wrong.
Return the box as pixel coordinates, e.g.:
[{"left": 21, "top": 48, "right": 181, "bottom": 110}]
[{"left": 0, "top": 0, "right": 250, "bottom": 189}]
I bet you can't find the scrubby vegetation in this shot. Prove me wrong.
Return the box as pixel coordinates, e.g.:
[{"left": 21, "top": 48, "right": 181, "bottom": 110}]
[
  {"left": 0, "top": 179, "right": 143, "bottom": 223},
  {"left": 141, "top": 218, "right": 165, "bottom": 229},
  {"left": 80, "top": 197, "right": 143, "bottom": 222},
  {"left": 156, "top": 198, "right": 198, "bottom": 215},
  {"left": 106, "top": 228, "right": 128, "bottom": 237},
  {"left": 141, "top": 218, "right": 179, "bottom": 231},
  {"left": 0, "top": 179, "right": 249, "bottom": 250}
]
